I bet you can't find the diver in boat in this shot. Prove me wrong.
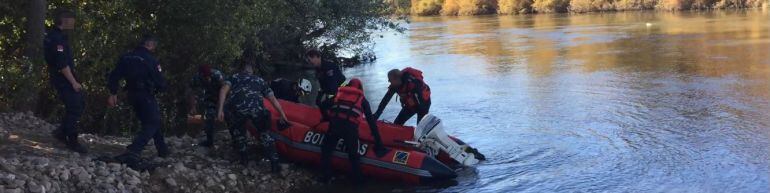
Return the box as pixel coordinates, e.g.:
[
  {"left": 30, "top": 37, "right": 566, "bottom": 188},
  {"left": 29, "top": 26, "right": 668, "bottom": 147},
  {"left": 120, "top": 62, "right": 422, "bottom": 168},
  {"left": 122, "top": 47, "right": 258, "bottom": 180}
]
[
  {"left": 373, "top": 67, "right": 432, "bottom": 125},
  {"left": 216, "top": 50, "right": 289, "bottom": 172},
  {"left": 319, "top": 78, "right": 388, "bottom": 184},
  {"left": 270, "top": 78, "right": 312, "bottom": 103}
]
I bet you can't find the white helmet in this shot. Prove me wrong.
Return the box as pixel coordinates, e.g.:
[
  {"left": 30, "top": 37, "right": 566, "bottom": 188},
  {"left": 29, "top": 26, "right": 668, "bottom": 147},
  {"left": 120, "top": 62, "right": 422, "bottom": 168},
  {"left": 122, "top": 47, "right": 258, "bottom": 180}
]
[{"left": 298, "top": 78, "right": 312, "bottom": 94}]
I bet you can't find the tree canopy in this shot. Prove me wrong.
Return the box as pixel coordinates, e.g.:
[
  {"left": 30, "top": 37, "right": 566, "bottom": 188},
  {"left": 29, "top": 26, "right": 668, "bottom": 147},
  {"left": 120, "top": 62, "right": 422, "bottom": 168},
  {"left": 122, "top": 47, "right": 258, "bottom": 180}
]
[{"left": 0, "top": 0, "right": 401, "bottom": 135}]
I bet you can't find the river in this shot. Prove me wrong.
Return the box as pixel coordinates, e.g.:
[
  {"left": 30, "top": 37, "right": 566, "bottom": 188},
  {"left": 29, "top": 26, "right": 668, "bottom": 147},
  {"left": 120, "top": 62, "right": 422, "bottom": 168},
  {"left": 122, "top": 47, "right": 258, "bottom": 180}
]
[{"left": 320, "top": 10, "right": 769, "bottom": 193}]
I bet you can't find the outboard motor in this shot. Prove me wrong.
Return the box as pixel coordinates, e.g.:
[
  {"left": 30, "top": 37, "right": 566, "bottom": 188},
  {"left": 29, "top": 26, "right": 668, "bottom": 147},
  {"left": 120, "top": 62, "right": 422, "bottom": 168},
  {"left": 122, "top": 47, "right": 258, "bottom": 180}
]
[{"left": 414, "top": 114, "right": 481, "bottom": 166}]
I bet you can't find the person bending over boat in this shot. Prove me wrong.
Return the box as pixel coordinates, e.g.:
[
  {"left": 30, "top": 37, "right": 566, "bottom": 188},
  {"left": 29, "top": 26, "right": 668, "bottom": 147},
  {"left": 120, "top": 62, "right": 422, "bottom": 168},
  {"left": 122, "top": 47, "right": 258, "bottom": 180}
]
[
  {"left": 306, "top": 49, "right": 346, "bottom": 117},
  {"left": 270, "top": 78, "right": 311, "bottom": 103},
  {"left": 373, "top": 67, "right": 432, "bottom": 125},
  {"left": 216, "top": 50, "right": 289, "bottom": 172},
  {"left": 320, "top": 78, "right": 388, "bottom": 184},
  {"left": 188, "top": 64, "right": 226, "bottom": 148}
]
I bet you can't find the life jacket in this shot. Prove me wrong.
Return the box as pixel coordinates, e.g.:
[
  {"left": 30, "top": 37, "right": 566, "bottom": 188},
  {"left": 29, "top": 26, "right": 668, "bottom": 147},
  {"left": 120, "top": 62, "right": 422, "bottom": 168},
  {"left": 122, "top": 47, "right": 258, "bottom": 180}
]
[
  {"left": 327, "top": 86, "right": 366, "bottom": 124},
  {"left": 397, "top": 67, "right": 431, "bottom": 109}
]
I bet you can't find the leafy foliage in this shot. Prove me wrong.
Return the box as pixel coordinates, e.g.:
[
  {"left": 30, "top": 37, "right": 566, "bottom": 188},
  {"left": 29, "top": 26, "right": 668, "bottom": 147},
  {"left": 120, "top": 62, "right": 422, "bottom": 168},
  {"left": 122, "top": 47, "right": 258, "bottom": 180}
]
[{"left": 0, "top": 0, "right": 401, "bottom": 135}]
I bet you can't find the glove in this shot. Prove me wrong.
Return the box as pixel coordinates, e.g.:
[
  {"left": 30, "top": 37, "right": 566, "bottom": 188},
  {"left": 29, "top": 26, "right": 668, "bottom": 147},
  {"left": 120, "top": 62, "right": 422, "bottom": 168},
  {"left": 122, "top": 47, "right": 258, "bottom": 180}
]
[
  {"left": 374, "top": 144, "right": 389, "bottom": 158},
  {"left": 277, "top": 119, "right": 291, "bottom": 131}
]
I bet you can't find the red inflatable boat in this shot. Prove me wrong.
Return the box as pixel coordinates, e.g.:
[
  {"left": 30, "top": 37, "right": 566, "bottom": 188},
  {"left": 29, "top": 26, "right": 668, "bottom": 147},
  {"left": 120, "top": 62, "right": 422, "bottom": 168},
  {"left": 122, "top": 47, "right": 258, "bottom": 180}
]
[{"left": 248, "top": 100, "right": 483, "bottom": 184}]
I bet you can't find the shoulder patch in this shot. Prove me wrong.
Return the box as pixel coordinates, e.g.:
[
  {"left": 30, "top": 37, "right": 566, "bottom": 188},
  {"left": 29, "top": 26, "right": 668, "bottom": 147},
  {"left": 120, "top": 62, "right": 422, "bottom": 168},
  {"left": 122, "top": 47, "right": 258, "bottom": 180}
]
[
  {"left": 56, "top": 45, "right": 64, "bottom": 52},
  {"left": 157, "top": 64, "right": 162, "bottom": 72}
]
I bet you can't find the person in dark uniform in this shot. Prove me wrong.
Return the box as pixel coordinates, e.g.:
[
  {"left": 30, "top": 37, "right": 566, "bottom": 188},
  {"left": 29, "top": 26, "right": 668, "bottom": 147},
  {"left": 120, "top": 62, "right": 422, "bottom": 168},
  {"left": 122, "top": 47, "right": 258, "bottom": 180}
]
[
  {"left": 270, "top": 78, "right": 311, "bottom": 103},
  {"left": 306, "top": 49, "right": 346, "bottom": 117},
  {"left": 374, "top": 68, "right": 431, "bottom": 125},
  {"left": 319, "top": 78, "right": 388, "bottom": 184},
  {"left": 189, "top": 64, "right": 226, "bottom": 147},
  {"left": 216, "top": 51, "right": 289, "bottom": 172},
  {"left": 107, "top": 35, "right": 169, "bottom": 167},
  {"left": 45, "top": 9, "right": 88, "bottom": 153}
]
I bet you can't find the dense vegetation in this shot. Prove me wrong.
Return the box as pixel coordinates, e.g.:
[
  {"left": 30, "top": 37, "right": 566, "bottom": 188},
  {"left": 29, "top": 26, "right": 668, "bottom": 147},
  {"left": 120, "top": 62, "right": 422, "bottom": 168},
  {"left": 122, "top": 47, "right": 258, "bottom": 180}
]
[
  {"left": 405, "top": 0, "right": 768, "bottom": 15},
  {"left": 0, "top": 0, "right": 401, "bottom": 135}
]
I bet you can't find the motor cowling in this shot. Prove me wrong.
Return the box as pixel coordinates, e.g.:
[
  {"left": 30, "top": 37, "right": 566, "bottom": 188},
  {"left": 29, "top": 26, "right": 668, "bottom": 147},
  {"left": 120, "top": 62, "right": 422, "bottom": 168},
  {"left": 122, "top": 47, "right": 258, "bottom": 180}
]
[{"left": 414, "top": 114, "right": 480, "bottom": 166}]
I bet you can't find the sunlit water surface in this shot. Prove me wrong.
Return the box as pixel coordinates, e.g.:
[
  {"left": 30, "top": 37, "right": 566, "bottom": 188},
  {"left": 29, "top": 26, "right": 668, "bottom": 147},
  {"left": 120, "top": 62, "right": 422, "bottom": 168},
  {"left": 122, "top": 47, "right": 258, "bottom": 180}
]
[{"left": 309, "top": 10, "right": 770, "bottom": 193}]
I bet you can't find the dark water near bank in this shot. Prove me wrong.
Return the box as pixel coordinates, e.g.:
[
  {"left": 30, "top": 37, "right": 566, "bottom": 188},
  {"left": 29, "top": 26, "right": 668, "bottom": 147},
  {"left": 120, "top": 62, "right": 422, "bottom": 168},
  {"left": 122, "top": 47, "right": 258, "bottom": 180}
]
[{"left": 318, "top": 10, "right": 770, "bottom": 193}]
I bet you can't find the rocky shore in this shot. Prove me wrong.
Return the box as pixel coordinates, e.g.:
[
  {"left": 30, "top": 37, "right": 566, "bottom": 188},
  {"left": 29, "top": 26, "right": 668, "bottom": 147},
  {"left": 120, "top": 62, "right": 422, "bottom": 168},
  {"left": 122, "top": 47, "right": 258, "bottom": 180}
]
[{"left": 0, "top": 112, "right": 316, "bottom": 193}]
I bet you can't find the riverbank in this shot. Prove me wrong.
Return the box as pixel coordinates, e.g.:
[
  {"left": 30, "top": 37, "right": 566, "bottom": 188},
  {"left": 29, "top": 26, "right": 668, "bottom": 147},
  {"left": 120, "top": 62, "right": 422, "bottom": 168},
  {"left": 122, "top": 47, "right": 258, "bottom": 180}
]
[
  {"left": 0, "top": 112, "right": 316, "bottom": 193},
  {"left": 403, "top": 0, "right": 769, "bottom": 15}
]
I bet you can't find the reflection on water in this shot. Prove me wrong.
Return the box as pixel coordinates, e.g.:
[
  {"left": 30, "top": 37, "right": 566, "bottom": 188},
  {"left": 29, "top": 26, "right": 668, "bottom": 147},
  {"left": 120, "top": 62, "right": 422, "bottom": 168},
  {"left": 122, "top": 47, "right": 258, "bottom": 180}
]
[{"left": 334, "top": 9, "right": 770, "bottom": 193}]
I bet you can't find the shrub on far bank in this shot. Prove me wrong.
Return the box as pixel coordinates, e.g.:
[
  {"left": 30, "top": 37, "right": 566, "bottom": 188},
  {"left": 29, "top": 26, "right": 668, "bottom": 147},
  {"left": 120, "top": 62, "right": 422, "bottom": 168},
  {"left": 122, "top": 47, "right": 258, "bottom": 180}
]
[
  {"left": 412, "top": 0, "right": 445, "bottom": 15},
  {"left": 533, "top": 0, "right": 571, "bottom": 12},
  {"left": 615, "top": 0, "right": 658, "bottom": 10},
  {"left": 441, "top": 0, "right": 498, "bottom": 15},
  {"left": 570, "top": 0, "right": 617, "bottom": 12},
  {"left": 498, "top": 0, "right": 535, "bottom": 14}
]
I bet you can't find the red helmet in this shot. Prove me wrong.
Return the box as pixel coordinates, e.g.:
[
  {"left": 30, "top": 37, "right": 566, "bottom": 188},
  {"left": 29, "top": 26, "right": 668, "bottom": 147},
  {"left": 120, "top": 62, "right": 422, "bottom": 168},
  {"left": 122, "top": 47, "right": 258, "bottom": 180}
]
[
  {"left": 198, "top": 64, "right": 212, "bottom": 77},
  {"left": 346, "top": 78, "right": 363, "bottom": 90}
]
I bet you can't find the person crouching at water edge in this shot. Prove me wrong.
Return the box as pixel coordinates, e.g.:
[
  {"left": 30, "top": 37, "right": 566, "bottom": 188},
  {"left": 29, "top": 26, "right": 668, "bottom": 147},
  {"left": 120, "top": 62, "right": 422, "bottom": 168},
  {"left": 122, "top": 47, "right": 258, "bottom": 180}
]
[
  {"left": 216, "top": 51, "right": 289, "bottom": 172},
  {"left": 374, "top": 67, "right": 431, "bottom": 125},
  {"left": 319, "top": 78, "right": 389, "bottom": 184}
]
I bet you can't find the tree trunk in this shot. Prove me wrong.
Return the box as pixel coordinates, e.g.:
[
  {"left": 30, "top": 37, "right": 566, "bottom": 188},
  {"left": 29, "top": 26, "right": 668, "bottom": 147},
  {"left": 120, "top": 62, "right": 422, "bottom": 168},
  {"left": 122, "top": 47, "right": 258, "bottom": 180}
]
[
  {"left": 24, "top": 0, "right": 46, "bottom": 60},
  {"left": 18, "top": 0, "right": 47, "bottom": 113}
]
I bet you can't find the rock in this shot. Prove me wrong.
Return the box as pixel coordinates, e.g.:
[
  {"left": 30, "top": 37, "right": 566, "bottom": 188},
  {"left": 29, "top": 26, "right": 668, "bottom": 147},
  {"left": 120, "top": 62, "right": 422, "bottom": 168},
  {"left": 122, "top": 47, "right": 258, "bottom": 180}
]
[
  {"left": 173, "top": 163, "right": 187, "bottom": 173},
  {"left": 227, "top": 174, "right": 237, "bottom": 181},
  {"left": 27, "top": 182, "right": 44, "bottom": 193},
  {"left": 126, "top": 168, "right": 140, "bottom": 177},
  {"left": 164, "top": 178, "right": 177, "bottom": 187},
  {"left": 59, "top": 169, "right": 70, "bottom": 181},
  {"left": 5, "top": 188, "right": 22, "bottom": 193},
  {"left": 76, "top": 172, "right": 91, "bottom": 182},
  {"left": 126, "top": 176, "right": 141, "bottom": 185}
]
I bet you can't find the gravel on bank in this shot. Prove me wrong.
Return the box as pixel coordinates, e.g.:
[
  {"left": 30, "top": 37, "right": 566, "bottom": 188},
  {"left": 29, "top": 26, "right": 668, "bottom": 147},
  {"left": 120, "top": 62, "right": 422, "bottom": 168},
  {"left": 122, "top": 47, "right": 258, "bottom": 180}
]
[{"left": 0, "top": 112, "right": 318, "bottom": 193}]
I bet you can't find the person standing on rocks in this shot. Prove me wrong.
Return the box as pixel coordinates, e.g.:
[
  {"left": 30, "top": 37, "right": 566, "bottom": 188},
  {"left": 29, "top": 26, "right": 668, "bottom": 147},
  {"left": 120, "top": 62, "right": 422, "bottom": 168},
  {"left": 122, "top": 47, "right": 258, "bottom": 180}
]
[
  {"left": 216, "top": 50, "right": 289, "bottom": 172},
  {"left": 189, "top": 64, "right": 226, "bottom": 147},
  {"left": 45, "top": 9, "right": 88, "bottom": 153},
  {"left": 107, "top": 34, "right": 169, "bottom": 167}
]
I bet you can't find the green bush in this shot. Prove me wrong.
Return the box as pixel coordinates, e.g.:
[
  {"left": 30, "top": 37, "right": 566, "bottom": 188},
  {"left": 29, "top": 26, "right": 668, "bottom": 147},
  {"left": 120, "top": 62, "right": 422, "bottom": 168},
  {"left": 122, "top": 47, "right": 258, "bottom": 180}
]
[{"left": 0, "top": 0, "right": 401, "bottom": 135}]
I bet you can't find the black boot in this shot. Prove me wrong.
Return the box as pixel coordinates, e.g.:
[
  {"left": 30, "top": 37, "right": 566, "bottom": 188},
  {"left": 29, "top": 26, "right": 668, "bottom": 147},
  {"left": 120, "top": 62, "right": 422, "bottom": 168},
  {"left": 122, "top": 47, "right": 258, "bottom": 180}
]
[
  {"left": 114, "top": 152, "right": 141, "bottom": 169},
  {"left": 66, "top": 135, "right": 88, "bottom": 154},
  {"left": 197, "top": 140, "right": 213, "bottom": 148},
  {"left": 157, "top": 147, "right": 170, "bottom": 158}
]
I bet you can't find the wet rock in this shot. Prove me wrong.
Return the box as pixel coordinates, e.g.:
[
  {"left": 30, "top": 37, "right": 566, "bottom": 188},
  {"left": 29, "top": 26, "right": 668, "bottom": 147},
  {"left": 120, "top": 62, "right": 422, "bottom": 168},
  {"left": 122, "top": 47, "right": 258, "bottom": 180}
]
[
  {"left": 165, "top": 178, "right": 178, "bottom": 187},
  {"left": 227, "top": 174, "right": 237, "bottom": 181}
]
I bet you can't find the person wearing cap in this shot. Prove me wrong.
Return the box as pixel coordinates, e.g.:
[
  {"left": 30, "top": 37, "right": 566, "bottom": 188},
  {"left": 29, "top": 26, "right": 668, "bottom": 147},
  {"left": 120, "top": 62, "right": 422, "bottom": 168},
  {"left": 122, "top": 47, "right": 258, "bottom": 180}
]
[
  {"left": 107, "top": 34, "right": 169, "bottom": 168},
  {"left": 319, "top": 78, "right": 388, "bottom": 184},
  {"left": 189, "top": 64, "right": 226, "bottom": 147},
  {"left": 216, "top": 50, "right": 289, "bottom": 172},
  {"left": 270, "top": 78, "right": 311, "bottom": 103},
  {"left": 45, "top": 9, "right": 88, "bottom": 153},
  {"left": 305, "top": 49, "right": 346, "bottom": 118}
]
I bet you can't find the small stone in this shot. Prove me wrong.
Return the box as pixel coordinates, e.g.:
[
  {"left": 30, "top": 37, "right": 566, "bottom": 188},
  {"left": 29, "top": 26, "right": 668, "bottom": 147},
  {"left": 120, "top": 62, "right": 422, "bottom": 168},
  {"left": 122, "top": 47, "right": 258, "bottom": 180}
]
[
  {"left": 5, "top": 188, "right": 22, "bottom": 193},
  {"left": 27, "top": 182, "right": 44, "bottom": 193},
  {"left": 126, "top": 169, "right": 140, "bottom": 177},
  {"left": 227, "top": 174, "right": 237, "bottom": 181},
  {"left": 127, "top": 176, "right": 141, "bottom": 185},
  {"left": 165, "top": 178, "right": 177, "bottom": 187},
  {"left": 59, "top": 170, "right": 70, "bottom": 181}
]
